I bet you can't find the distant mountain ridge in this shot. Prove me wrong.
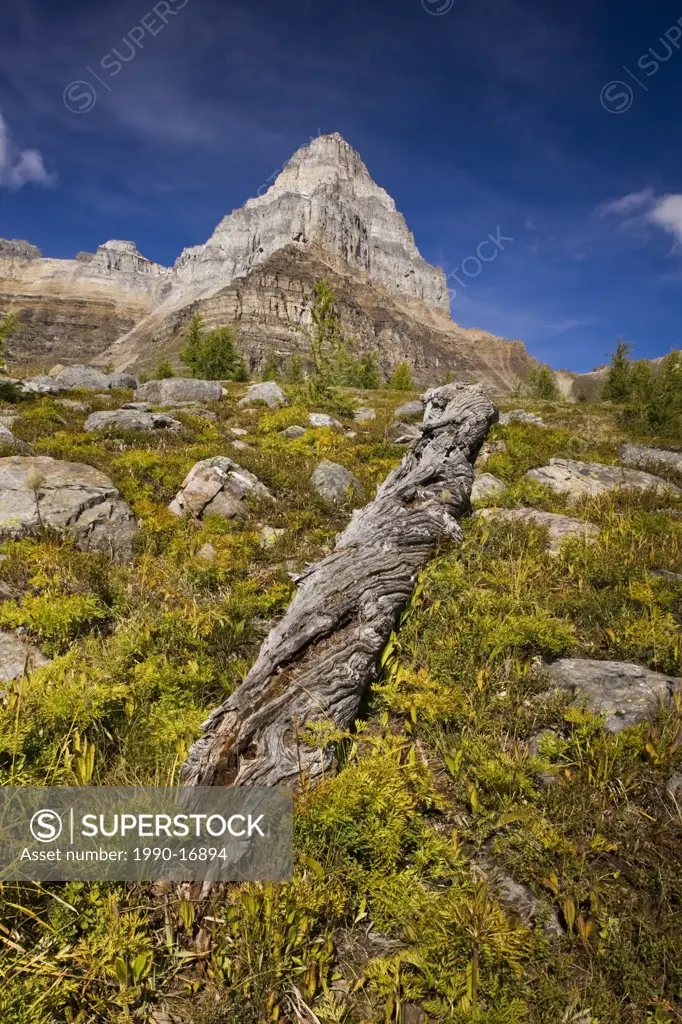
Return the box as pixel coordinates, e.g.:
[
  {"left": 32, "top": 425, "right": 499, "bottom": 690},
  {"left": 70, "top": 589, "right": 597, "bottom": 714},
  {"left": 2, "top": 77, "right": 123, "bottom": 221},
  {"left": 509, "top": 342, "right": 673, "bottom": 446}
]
[{"left": 0, "top": 133, "right": 540, "bottom": 391}]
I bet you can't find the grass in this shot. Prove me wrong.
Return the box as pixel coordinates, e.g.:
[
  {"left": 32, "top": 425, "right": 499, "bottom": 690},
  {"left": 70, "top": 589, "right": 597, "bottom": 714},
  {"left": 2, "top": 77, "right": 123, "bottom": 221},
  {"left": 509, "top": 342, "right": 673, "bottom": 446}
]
[{"left": 0, "top": 386, "right": 680, "bottom": 1022}]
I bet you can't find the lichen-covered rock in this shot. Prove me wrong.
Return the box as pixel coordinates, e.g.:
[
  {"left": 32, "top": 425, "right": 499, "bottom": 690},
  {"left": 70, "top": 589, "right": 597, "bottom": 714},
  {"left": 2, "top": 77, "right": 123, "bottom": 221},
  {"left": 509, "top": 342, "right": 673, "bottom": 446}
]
[
  {"left": 620, "top": 443, "right": 682, "bottom": 475},
  {"left": 500, "top": 410, "right": 546, "bottom": 428},
  {"left": 106, "top": 372, "right": 138, "bottom": 390},
  {"left": 54, "top": 365, "right": 111, "bottom": 391},
  {"left": 476, "top": 507, "right": 599, "bottom": 555},
  {"left": 280, "top": 425, "right": 306, "bottom": 439},
  {"left": 169, "top": 457, "right": 273, "bottom": 519},
  {"left": 0, "top": 425, "right": 31, "bottom": 453},
  {"left": 546, "top": 659, "right": 678, "bottom": 732},
  {"left": 471, "top": 473, "right": 507, "bottom": 503},
  {"left": 353, "top": 407, "right": 376, "bottom": 422},
  {"left": 308, "top": 412, "right": 343, "bottom": 431},
  {"left": 0, "top": 456, "right": 139, "bottom": 560},
  {"left": 525, "top": 458, "right": 680, "bottom": 501},
  {"left": 84, "top": 410, "right": 181, "bottom": 433},
  {"left": 136, "top": 378, "right": 223, "bottom": 406},
  {"left": 386, "top": 421, "right": 421, "bottom": 444},
  {"left": 237, "top": 382, "right": 288, "bottom": 409},
  {"left": 310, "top": 460, "right": 362, "bottom": 505},
  {"left": 394, "top": 400, "right": 423, "bottom": 420},
  {"left": 0, "top": 630, "right": 50, "bottom": 683},
  {"left": 19, "top": 376, "right": 62, "bottom": 395}
]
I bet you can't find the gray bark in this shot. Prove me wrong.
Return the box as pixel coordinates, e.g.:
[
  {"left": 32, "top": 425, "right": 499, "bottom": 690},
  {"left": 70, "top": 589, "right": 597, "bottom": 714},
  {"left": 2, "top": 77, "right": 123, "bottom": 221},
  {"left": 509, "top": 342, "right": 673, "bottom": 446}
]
[{"left": 181, "top": 383, "right": 497, "bottom": 789}]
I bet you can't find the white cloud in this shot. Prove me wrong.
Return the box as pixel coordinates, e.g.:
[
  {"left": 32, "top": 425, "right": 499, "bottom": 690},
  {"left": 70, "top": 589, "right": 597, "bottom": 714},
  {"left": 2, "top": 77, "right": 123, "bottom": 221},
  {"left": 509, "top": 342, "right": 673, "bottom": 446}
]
[
  {"left": 0, "top": 112, "right": 55, "bottom": 189},
  {"left": 648, "top": 195, "right": 682, "bottom": 245},
  {"left": 599, "top": 189, "right": 655, "bottom": 217},
  {"left": 600, "top": 188, "right": 682, "bottom": 248}
]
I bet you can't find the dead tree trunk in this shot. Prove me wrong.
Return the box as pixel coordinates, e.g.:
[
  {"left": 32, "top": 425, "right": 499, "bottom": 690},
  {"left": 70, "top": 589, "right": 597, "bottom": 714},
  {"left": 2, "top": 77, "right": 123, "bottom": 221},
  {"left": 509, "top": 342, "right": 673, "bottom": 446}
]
[{"left": 181, "top": 383, "right": 497, "bottom": 789}]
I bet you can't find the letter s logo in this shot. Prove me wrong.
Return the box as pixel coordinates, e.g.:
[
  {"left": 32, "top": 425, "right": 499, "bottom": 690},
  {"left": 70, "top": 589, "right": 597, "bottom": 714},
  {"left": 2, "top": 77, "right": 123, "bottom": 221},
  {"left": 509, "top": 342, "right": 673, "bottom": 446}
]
[{"left": 30, "top": 809, "right": 63, "bottom": 843}]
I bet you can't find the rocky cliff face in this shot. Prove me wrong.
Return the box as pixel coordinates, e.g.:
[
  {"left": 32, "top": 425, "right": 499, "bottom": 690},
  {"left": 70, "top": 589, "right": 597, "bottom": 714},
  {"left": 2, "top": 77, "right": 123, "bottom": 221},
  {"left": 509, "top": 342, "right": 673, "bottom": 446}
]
[{"left": 0, "top": 133, "right": 539, "bottom": 389}]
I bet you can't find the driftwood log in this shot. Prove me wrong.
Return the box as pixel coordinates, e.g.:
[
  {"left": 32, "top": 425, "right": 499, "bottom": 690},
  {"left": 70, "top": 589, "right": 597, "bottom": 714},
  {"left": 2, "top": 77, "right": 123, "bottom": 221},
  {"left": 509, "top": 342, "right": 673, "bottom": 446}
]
[{"left": 181, "top": 383, "right": 497, "bottom": 789}]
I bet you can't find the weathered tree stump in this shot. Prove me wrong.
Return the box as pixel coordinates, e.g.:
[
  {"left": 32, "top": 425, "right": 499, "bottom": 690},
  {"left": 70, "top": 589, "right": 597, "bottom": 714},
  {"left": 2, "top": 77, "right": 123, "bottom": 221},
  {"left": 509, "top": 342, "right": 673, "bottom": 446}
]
[{"left": 181, "top": 383, "right": 497, "bottom": 789}]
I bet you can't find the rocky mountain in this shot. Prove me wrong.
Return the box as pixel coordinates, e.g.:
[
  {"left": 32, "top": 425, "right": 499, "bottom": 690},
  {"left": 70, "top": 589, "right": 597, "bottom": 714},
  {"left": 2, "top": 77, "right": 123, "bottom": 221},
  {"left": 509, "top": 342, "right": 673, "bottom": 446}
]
[{"left": 0, "top": 133, "right": 540, "bottom": 390}]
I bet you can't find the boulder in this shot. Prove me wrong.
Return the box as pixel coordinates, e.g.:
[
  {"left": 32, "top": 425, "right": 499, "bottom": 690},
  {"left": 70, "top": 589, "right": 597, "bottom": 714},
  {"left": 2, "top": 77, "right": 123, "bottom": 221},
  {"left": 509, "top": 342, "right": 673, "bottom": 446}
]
[
  {"left": 0, "top": 456, "right": 139, "bottom": 560},
  {"left": 54, "top": 366, "right": 111, "bottom": 391},
  {"left": 310, "top": 459, "right": 362, "bottom": 505},
  {"left": 477, "top": 507, "right": 599, "bottom": 555},
  {"left": 281, "top": 425, "right": 306, "bottom": 439},
  {"left": 353, "top": 407, "right": 377, "bottom": 422},
  {"left": 106, "top": 372, "right": 138, "bottom": 390},
  {"left": 136, "top": 379, "right": 223, "bottom": 406},
  {"left": 231, "top": 440, "right": 250, "bottom": 451},
  {"left": 48, "top": 363, "right": 65, "bottom": 378},
  {"left": 308, "top": 412, "right": 344, "bottom": 431},
  {"left": 386, "top": 421, "right": 422, "bottom": 444},
  {"left": 500, "top": 410, "right": 546, "bottom": 428},
  {"left": 0, "top": 425, "right": 31, "bottom": 453},
  {"left": 525, "top": 458, "right": 681, "bottom": 501},
  {"left": 230, "top": 428, "right": 248, "bottom": 437},
  {"left": 122, "top": 402, "right": 152, "bottom": 412},
  {"left": 55, "top": 399, "right": 88, "bottom": 412},
  {"left": 237, "top": 382, "right": 288, "bottom": 409},
  {"left": 471, "top": 473, "right": 507, "bottom": 503},
  {"left": 260, "top": 526, "right": 285, "bottom": 548},
  {"left": 0, "top": 630, "right": 50, "bottom": 684},
  {"left": 478, "top": 439, "right": 507, "bottom": 465},
  {"left": 620, "top": 443, "right": 682, "bottom": 475},
  {"left": 84, "top": 410, "right": 181, "bottom": 433},
  {"left": 546, "top": 659, "right": 678, "bottom": 732},
  {"left": 394, "top": 400, "right": 424, "bottom": 420},
  {"left": 19, "top": 376, "right": 62, "bottom": 395},
  {"left": 169, "top": 457, "right": 273, "bottom": 519}
]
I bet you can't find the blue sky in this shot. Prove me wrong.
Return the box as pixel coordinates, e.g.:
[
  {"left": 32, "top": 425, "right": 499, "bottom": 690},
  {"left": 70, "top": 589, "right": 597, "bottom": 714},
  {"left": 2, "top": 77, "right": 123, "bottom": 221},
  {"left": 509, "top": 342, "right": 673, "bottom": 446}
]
[{"left": 1, "top": 0, "right": 681, "bottom": 371}]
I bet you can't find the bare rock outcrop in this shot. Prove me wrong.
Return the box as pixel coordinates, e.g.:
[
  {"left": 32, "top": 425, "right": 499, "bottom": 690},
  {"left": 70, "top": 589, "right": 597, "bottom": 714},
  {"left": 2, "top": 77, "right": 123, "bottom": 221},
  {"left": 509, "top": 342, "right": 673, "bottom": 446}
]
[
  {"left": 620, "top": 443, "right": 682, "bottom": 476},
  {"left": 84, "top": 410, "right": 181, "bottom": 433},
  {"left": 546, "top": 659, "right": 678, "bottom": 732},
  {"left": 0, "top": 456, "right": 138, "bottom": 560},
  {"left": 476, "top": 508, "right": 599, "bottom": 555},
  {"left": 136, "top": 379, "right": 222, "bottom": 406},
  {"left": 310, "top": 460, "right": 363, "bottom": 505},
  {"left": 525, "top": 458, "right": 681, "bottom": 501},
  {"left": 169, "top": 457, "right": 273, "bottom": 519}
]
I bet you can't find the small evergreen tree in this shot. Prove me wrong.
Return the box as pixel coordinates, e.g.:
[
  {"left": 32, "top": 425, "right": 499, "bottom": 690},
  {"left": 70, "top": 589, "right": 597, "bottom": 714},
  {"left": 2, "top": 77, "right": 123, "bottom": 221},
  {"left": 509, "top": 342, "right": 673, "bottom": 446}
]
[
  {"left": 180, "top": 316, "right": 248, "bottom": 381},
  {"left": 602, "top": 339, "right": 633, "bottom": 403},
  {"left": 388, "top": 361, "right": 414, "bottom": 391},
  {"left": 527, "top": 366, "right": 559, "bottom": 400},
  {"left": 155, "top": 360, "right": 175, "bottom": 379},
  {"left": 298, "top": 279, "right": 354, "bottom": 401},
  {"left": 284, "top": 355, "right": 305, "bottom": 384},
  {"left": 354, "top": 352, "right": 382, "bottom": 389},
  {"left": 261, "top": 349, "right": 281, "bottom": 382}
]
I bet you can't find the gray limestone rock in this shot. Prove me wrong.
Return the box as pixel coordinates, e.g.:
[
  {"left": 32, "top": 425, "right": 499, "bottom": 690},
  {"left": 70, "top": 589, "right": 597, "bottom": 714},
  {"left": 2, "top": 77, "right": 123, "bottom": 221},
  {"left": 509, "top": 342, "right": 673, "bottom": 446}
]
[
  {"left": 260, "top": 526, "right": 285, "bottom": 548},
  {"left": 651, "top": 569, "right": 682, "bottom": 582},
  {"left": 55, "top": 399, "right": 89, "bottom": 412},
  {"left": 230, "top": 427, "right": 248, "bottom": 436},
  {"left": 308, "top": 412, "right": 344, "bottom": 431},
  {"left": 0, "top": 456, "right": 139, "bottom": 560},
  {"left": 499, "top": 410, "right": 546, "bottom": 428},
  {"left": 19, "top": 376, "right": 62, "bottom": 395},
  {"left": 0, "top": 631, "right": 50, "bottom": 683},
  {"left": 546, "top": 658, "right": 678, "bottom": 732},
  {"left": 106, "top": 372, "right": 138, "bottom": 390},
  {"left": 238, "top": 382, "right": 288, "bottom": 409},
  {"left": 0, "top": 425, "right": 31, "bottom": 453},
  {"left": 620, "top": 442, "right": 682, "bottom": 476},
  {"left": 525, "top": 458, "right": 681, "bottom": 501},
  {"left": 169, "top": 457, "right": 273, "bottom": 519},
  {"left": 0, "top": 238, "right": 42, "bottom": 260},
  {"left": 478, "top": 858, "right": 563, "bottom": 937},
  {"left": 54, "top": 366, "right": 111, "bottom": 391},
  {"left": 310, "top": 460, "right": 362, "bottom": 505},
  {"left": 353, "top": 407, "right": 377, "bottom": 422},
  {"left": 394, "top": 400, "right": 424, "bottom": 420},
  {"left": 136, "top": 378, "right": 223, "bottom": 406},
  {"left": 471, "top": 473, "right": 507, "bottom": 503},
  {"left": 386, "top": 421, "right": 422, "bottom": 444},
  {"left": 84, "top": 410, "right": 181, "bottom": 433},
  {"left": 281, "top": 425, "right": 307, "bottom": 439},
  {"left": 476, "top": 507, "right": 599, "bottom": 555}
]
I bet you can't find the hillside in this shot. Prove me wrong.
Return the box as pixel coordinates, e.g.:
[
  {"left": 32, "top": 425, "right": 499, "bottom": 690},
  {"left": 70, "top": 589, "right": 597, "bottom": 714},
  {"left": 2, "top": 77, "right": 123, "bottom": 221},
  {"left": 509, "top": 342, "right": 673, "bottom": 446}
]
[{"left": 0, "top": 367, "right": 681, "bottom": 1023}]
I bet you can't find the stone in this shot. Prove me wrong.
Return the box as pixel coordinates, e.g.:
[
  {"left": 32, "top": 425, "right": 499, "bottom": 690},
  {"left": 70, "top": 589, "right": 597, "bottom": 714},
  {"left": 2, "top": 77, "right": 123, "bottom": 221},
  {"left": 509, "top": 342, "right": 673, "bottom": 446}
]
[
  {"left": 197, "top": 543, "right": 217, "bottom": 563},
  {"left": 237, "top": 382, "right": 288, "bottom": 409},
  {"left": 106, "top": 372, "right": 138, "bottom": 390},
  {"left": 308, "top": 412, "right": 344, "bottom": 431},
  {"left": 651, "top": 569, "right": 682, "bottom": 582},
  {"left": 546, "top": 659, "right": 678, "bottom": 732},
  {"left": 310, "top": 459, "right": 362, "bottom": 505},
  {"left": 394, "top": 400, "right": 424, "bottom": 420},
  {"left": 353, "top": 407, "right": 377, "bottom": 422},
  {"left": 84, "top": 410, "right": 181, "bottom": 433},
  {"left": 500, "top": 410, "right": 546, "bottom": 428},
  {"left": 0, "top": 238, "right": 42, "bottom": 260},
  {"left": 135, "top": 378, "right": 222, "bottom": 406},
  {"left": 478, "top": 439, "right": 507, "bottom": 465},
  {"left": 478, "top": 858, "right": 563, "bottom": 937},
  {"left": 0, "top": 630, "right": 50, "bottom": 683},
  {"left": 620, "top": 442, "right": 682, "bottom": 475},
  {"left": 525, "top": 458, "right": 681, "bottom": 501},
  {"left": 168, "top": 406, "right": 217, "bottom": 421},
  {"left": 231, "top": 440, "right": 250, "bottom": 451},
  {"left": 19, "top": 376, "right": 62, "bottom": 395},
  {"left": 230, "top": 427, "right": 249, "bottom": 436},
  {"left": 476, "top": 507, "right": 599, "bottom": 555},
  {"left": 386, "top": 421, "right": 421, "bottom": 444},
  {"left": 48, "top": 363, "right": 65, "bottom": 378},
  {"left": 122, "top": 402, "right": 152, "bottom": 411},
  {"left": 0, "top": 425, "right": 30, "bottom": 453},
  {"left": 0, "top": 456, "right": 139, "bottom": 560},
  {"left": 666, "top": 774, "right": 682, "bottom": 801},
  {"left": 54, "top": 365, "right": 111, "bottom": 391},
  {"left": 281, "top": 425, "right": 306, "bottom": 439},
  {"left": 260, "top": 526, "right": 285, "bottom": 548},
  {"left": 169, "top": 457, "right": 273, "bottom": 520},
  {"left": 471, "top": 473, "right": 507, "bottom": 503},
  {"left": 55, "top": 399, "right": 88, "bottom": 412},
  {"left": 528, "top": 729, "right": 558, "bottom": 758}
]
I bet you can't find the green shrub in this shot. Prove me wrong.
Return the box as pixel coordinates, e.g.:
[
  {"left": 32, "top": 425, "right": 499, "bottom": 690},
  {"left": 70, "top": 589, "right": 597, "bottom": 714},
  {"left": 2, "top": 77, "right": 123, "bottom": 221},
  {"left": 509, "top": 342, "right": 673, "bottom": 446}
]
[
  {"left": 154, "top": 359, "right": 175, "bottom": 379},
  {"left": 527, "top": 366, "right": 559, "bottom": 400},
  {"left": 388, "top": 361, "right": 414, "bottom": 390},
  {"left": 180, "top": 314, "right": 249, "bottom": 381}
]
